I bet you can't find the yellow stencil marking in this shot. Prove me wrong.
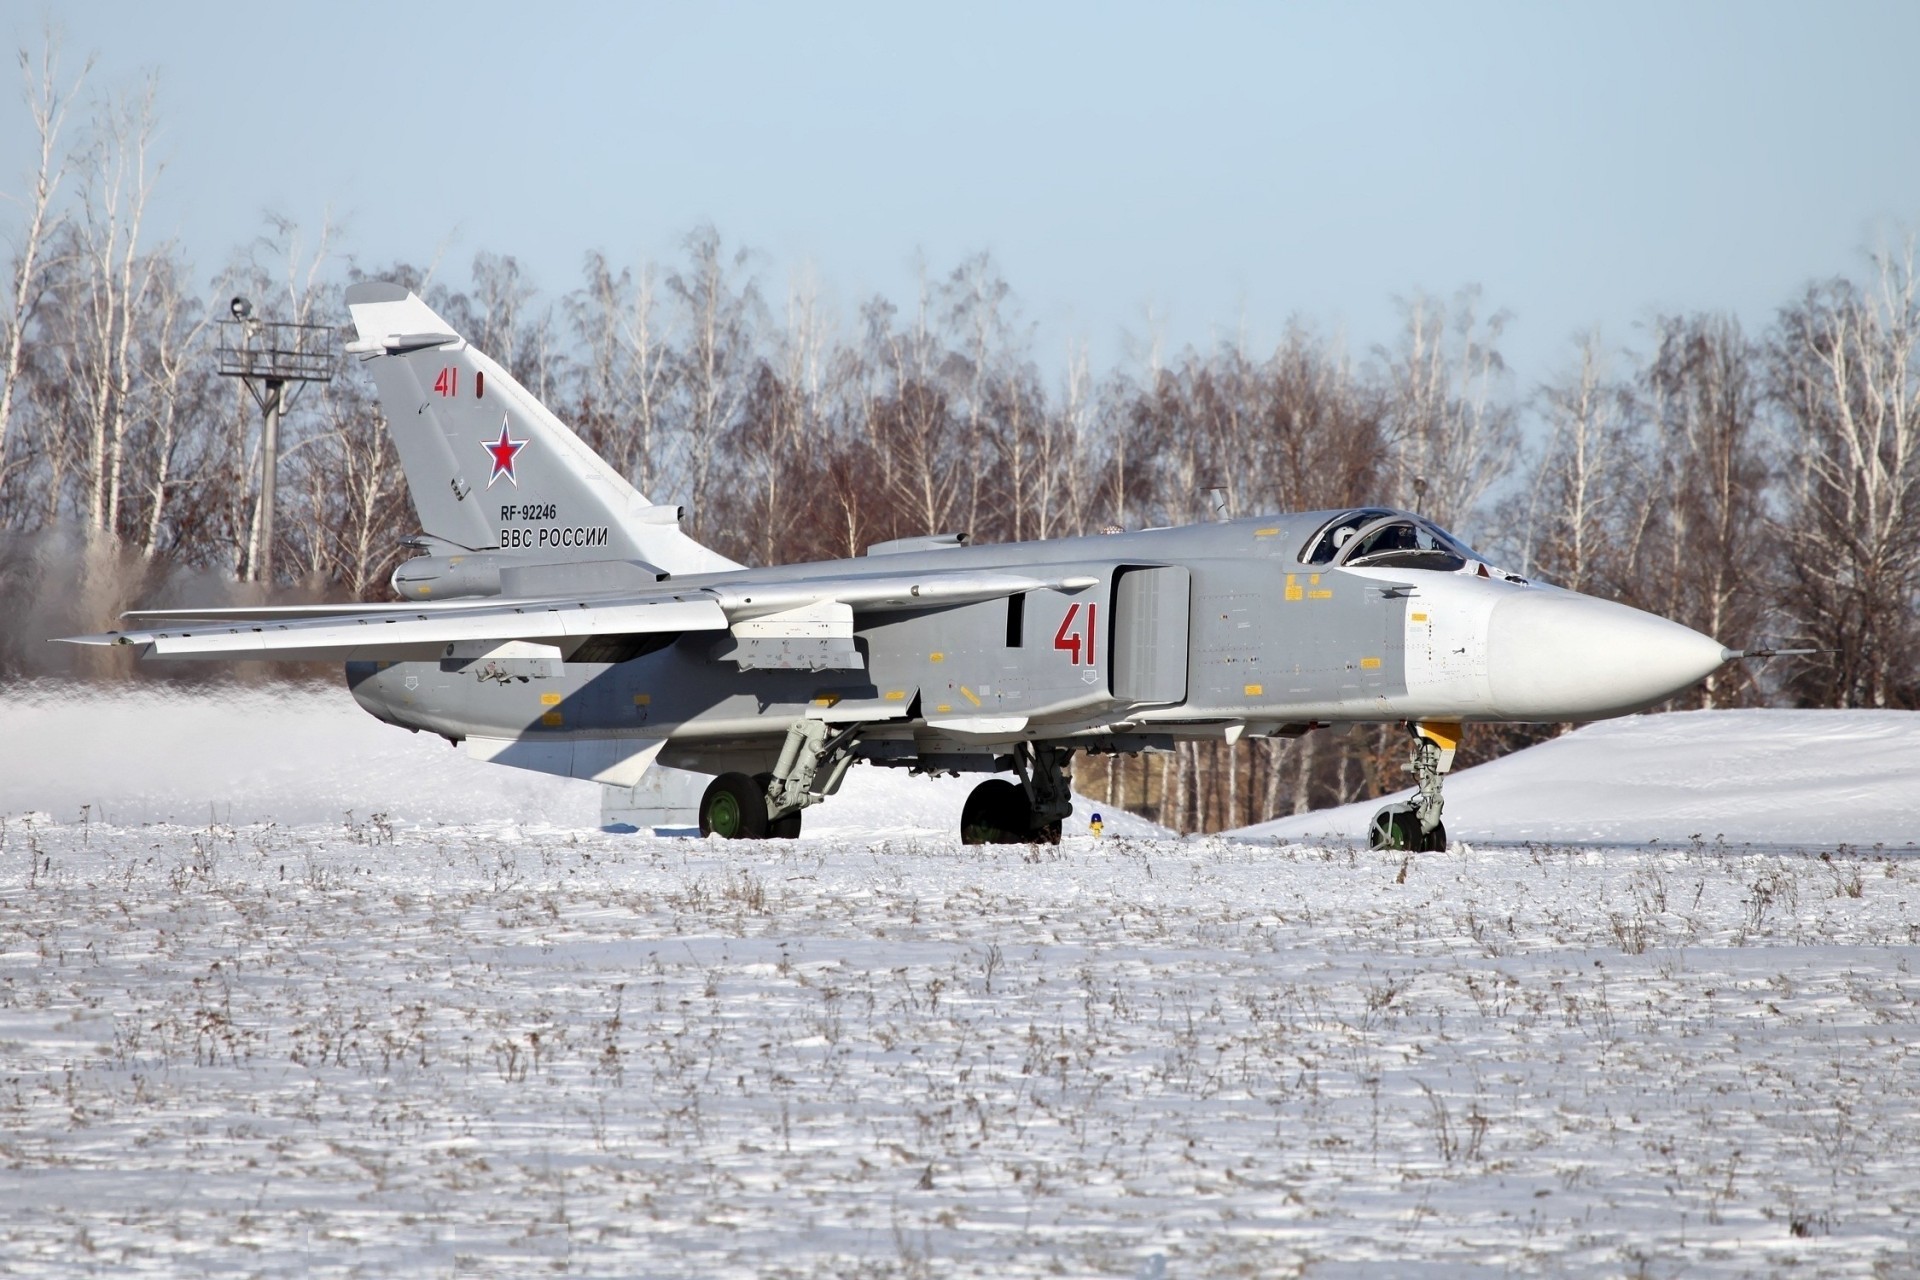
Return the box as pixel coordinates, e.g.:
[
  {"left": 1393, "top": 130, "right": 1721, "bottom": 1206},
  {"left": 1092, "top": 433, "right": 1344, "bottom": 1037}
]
[
  {"left": 811, "top": 693, "right": 842, "bottom": 707},
  {"left": 633, "top": 693, "right": 651, "bottom": 705},
  {"left": 935, "top": 703, "right": 953, "bottom": 713},
  {"left": 1309, "top": 573, "right": 1321, "bottom": 584},
  {"left": 1244, "top": 683, "right": 1265, "bottom": 697},
  {"left": 929, "top": 652, "right": 945, "bottom": 663},
  {"left": 884, "top": 690, "right": 907, "bottom": 701},
  {"left": 540, "top": 691, "right": 562, "bottom": 706},
  {"left": 961, "top": 686, "right": 981, "bottom": 706},
  {"left": 1360, "top": 657, "right": 1382, "bottom": 670},
  {"left": 1285, "top": 573, "right": 1303, "bottom": 602},
  {"left": 1308, "top": 589, "right": 1333, "bottom": 599},
  {"left": 1254, "top": 527, "right": 1280, "bottom": 537},
  {"left": 1410, "top": 612, "right": 1428, "bottom": 622},
  {"left": 419, "top": 586, "right": 431, "bottom": 596},
  {"left": 541, "top": 711, "right": 563, "bottom": 727}
]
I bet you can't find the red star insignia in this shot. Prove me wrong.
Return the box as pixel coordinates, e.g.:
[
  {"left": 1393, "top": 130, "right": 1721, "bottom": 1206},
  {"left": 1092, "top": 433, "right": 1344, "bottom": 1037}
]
[{"left": 482, "top": 418, "right": 528, "bottom": 487}]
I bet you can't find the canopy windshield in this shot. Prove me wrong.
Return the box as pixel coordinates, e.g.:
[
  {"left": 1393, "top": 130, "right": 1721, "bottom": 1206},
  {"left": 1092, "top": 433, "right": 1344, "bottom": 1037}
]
[
  {"left": 1300, "top": 509, "right": 1397, "bottom": 565},
  {"left": 1301, "top": 509, "right": 1483, "bottom": 571}
]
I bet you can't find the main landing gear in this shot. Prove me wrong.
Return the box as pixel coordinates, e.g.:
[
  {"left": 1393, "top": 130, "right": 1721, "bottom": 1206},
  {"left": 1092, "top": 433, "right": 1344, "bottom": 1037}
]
[
  {"left": 696, "top": 729, "right": 1078, "bottom": 846},
  {"left": 961, "top": 743, "right": 1073, "bottom": 845},
  {"left": 699, "top": 718, "right": 858, "bottom": 840},
  {"left": 1369, "top": 721, "right": 1459, "bottom": 852}
]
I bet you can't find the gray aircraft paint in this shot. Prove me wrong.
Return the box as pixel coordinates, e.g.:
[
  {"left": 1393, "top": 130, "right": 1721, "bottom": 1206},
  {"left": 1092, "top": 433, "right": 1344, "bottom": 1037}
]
[
  {"left": 343, "top": 514, "right": 1418, "bottom": 770},
  {"left": 343, "top": 281, "right": 738, "bottom": 577},
  {"left": 66, "top": 283, "right": 1734, "bottom": 824}
]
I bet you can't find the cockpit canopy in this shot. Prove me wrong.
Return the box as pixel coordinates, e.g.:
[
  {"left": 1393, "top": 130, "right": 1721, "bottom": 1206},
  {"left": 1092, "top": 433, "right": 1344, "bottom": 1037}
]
[{"left": 1301, "top": 508, "right": 1484, "bottom": 572}]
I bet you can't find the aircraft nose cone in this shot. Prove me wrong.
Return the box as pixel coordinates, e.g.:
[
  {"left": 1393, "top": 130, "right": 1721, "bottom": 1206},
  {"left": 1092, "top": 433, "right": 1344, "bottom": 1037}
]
[{"left": 1485, "top": 589, "right": 1727, "bottom": 719}]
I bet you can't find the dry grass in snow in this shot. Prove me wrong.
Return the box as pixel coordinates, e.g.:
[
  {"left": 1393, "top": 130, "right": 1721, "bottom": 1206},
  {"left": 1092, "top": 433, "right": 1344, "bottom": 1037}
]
[{"left": 2, "top": 818, "right": 1917, "bottom": 1277}]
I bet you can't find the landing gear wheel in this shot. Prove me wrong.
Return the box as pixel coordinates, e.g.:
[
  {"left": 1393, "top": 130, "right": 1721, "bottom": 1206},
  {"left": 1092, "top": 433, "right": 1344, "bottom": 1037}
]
[
  {"left": 1368, "top": 803, "right": 1445, "bottom": 852},
  {"left": 753, "top": 772, "right": 804, "bottom": 840},
  {"left": 700, "top": 772, "right": 769, "bottom": 839},
  {"left": 961, "top": 779, "right": 1036, "bottom": 845}
]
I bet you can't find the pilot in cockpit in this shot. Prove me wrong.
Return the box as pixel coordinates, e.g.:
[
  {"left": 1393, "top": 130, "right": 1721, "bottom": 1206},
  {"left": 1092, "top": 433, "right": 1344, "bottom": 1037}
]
[{"left": 1303, "top": 509, "right": 1526, "bottom": 582}]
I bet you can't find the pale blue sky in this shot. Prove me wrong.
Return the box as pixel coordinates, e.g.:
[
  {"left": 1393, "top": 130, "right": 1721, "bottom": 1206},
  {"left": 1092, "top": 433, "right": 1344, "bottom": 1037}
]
[{"left": 6, "top": 2, "right": 1919, "bottom": 390}]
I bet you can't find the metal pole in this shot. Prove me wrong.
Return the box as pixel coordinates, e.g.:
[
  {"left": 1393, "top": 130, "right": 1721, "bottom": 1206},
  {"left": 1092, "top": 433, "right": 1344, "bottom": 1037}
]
[{"left": 258, "top": 377, "right": 283, "bottom": 584}]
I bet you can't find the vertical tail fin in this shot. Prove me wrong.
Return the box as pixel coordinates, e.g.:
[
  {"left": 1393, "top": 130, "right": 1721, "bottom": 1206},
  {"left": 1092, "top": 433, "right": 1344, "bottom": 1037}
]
[{"left": 343, "top": 281, "right": 739, "bottom": 575}]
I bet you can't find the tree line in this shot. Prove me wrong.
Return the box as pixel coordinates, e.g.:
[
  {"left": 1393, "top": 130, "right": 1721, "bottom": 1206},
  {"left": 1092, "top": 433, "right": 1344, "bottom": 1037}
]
[{"left": 3, "top": 39, "right": 1916, "bottom": 830}]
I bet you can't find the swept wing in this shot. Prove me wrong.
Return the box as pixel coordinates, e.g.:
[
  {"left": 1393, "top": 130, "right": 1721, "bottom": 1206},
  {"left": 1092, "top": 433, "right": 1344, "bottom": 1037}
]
[{"left": 61, "top": 567, "right": 1098, "bottom": 662}]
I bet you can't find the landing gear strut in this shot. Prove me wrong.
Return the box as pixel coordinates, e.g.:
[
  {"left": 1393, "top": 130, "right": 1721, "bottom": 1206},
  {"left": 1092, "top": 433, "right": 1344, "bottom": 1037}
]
[
  {"left": 1369, "top": 721, "right": 1459, "bottom": 852},
  {"left": 961, "top": 743, "right": 1073, "bottom": 845}
]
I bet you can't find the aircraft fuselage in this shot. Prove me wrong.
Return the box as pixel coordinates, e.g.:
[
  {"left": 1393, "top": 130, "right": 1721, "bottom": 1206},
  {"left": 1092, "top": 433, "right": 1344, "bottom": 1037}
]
[{"left": 346, "top": 510, "right": 1726, "bottom": 779}]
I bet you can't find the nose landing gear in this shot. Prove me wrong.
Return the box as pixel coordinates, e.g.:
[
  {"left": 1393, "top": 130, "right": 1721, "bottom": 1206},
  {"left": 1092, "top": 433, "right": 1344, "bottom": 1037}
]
[{"left": 1369, "top": 720, "right": 1459, "bottom": 852}]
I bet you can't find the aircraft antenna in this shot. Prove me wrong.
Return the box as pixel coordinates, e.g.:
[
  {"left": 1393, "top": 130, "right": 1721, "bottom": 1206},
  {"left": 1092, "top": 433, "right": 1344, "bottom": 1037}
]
[{"left": 216, "top": 297, "right": 338, "bottom": 583}]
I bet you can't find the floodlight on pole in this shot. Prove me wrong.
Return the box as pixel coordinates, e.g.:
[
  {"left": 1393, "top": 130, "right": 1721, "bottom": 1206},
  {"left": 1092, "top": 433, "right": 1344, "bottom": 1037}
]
[{"left": 215, "top": 302, "right": 337, "bottom": 584}]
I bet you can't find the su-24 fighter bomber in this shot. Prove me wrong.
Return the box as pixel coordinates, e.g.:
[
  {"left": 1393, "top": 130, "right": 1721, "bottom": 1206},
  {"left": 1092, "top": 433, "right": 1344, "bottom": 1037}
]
[{"left": 67, "top": 282, "right": 1754, "bottom": 849}]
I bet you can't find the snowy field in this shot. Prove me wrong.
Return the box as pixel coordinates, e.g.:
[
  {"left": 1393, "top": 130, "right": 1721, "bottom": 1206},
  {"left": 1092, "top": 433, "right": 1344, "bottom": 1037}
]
[
  {"left": 1240, "top": 709, "right": 1920, "bottom": 849},
  {"left": 2, "top": 683, "right": 1918, "bottom": 1277}
]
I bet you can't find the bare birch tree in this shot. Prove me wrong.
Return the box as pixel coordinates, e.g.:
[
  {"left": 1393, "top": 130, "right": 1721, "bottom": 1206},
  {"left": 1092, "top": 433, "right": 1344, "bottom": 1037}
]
[
  {"left": 1519, "top": 330, "right": 1632, "bottom": 592},
  {"left": 569, "top": 251, "right": 673, "bottom": 496},
  {"left": 1635, "top": 314, "right": 1772, "bottom": 705},
  {"left": 1379, "top": 288, "right": 1517, "bottom": 539},
  {"left": 735, "top": 266, "right": 830, "bottom": 565},
  {"left": 131, "top": 256, "right": 216, "bottom": 560},
  {"left": 667, "top": 225, "right": 760, "bottom": 537},
  {"left": 63, "top": 75, "right": 166, "bottom": 544},
  {"left": 0, "top": 32, "right": 89, "bottom": 485},
  {"left": 1772, "top": 246, "right": 1920, "bottom": 708}
]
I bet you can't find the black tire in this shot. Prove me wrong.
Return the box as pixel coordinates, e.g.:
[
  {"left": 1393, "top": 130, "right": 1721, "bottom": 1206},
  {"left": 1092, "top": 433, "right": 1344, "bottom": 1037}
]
[
  {"left": 961, "top": 779, "right": 1033, "bottom": 845},
  {"left": 753, "top": 772, "right": 804, "bottom": 839},
  {"left": 1368, "top": 804, "right": 1419, "bottom": 851},
  {"left": 1368, "top": 804, "right": 1446, "bottom": 852},
  {"left": 700, "top": 772, "right": 769, "bottom": 839}
]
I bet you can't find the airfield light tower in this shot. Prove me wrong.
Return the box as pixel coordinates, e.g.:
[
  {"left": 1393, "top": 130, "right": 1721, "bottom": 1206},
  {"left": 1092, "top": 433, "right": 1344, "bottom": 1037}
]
[{"left": 216, "top": 297, "right": 337, "bottom": 584}]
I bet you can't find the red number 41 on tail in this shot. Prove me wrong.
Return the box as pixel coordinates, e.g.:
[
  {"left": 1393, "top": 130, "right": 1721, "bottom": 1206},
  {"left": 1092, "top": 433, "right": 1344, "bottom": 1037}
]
[{"left": 1053, "top": 602, "right": 1099, "bottom": 666}]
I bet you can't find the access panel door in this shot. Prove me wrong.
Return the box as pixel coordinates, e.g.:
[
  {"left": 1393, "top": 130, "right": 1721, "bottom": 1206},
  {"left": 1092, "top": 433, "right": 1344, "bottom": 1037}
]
[{"left": 1109, "top": 565, "right": 1191, "bottom": 704}]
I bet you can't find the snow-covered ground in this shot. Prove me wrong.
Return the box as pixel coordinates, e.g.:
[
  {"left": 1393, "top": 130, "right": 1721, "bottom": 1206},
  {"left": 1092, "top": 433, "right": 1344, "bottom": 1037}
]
[
  {"left": 2, "top": 683, "right": 1917, "bottom": 1277},
  {"left": 0, "top": 679, "right": 1163, "bottom": 839},
  {"left": 1237, "top": 709, "right": 1920, "bottom": 849}
]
